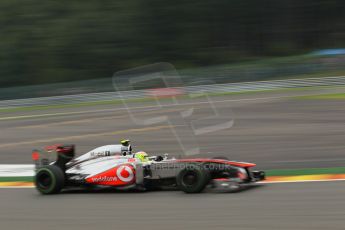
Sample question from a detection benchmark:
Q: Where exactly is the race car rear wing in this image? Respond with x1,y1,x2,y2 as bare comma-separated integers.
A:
32,144,75,171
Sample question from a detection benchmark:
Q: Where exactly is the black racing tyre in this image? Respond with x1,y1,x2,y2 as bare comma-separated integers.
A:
35,165,65,194
177,164,210,193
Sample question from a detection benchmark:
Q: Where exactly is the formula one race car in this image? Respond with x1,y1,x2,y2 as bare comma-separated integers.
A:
32,143,265,194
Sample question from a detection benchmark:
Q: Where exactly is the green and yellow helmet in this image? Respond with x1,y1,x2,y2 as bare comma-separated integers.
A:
135,151,149,162
120,139,130,146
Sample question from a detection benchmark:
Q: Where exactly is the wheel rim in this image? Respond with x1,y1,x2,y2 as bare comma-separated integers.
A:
182,171,198,186
37,171,53,190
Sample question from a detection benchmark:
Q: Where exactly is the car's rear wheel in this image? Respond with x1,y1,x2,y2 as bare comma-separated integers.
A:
35,165,65,194
177,164,210,193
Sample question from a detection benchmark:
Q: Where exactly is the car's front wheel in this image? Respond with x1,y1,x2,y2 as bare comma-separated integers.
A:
177,164,210,193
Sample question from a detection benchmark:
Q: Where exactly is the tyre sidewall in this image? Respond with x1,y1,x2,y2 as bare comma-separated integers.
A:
177,164,210,193
35,166,64,194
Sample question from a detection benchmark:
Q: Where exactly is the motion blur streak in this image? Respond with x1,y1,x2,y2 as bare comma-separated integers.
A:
1,1,345,229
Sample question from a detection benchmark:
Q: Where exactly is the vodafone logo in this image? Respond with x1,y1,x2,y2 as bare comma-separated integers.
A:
116,165,134,182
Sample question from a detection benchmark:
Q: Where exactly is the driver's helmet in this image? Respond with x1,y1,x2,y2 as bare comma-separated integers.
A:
120,139,132,154
135,151,149,162
120,139,130,146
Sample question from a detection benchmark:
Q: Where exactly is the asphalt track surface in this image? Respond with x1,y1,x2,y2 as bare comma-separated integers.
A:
0,182,345,230
1,87,345,230
1,87,345,169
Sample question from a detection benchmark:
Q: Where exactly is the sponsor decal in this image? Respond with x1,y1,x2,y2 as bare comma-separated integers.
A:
91,176,118,182
86,164,135,186
90,151,111,157
116,165,134,182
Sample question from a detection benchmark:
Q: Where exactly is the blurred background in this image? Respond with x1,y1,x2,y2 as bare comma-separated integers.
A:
0,0,345,99
1,2,345,230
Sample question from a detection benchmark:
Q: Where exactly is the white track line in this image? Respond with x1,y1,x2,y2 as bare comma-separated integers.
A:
0,164,34,177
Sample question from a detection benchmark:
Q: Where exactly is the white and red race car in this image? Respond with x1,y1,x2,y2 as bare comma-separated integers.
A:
32,144,265,194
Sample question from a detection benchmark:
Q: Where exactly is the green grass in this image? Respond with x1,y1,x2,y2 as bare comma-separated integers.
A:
0,97,154,113
2,91,260,113
1,90,267,113
0,176,33,182
1,85,345,114
296,93,345,100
